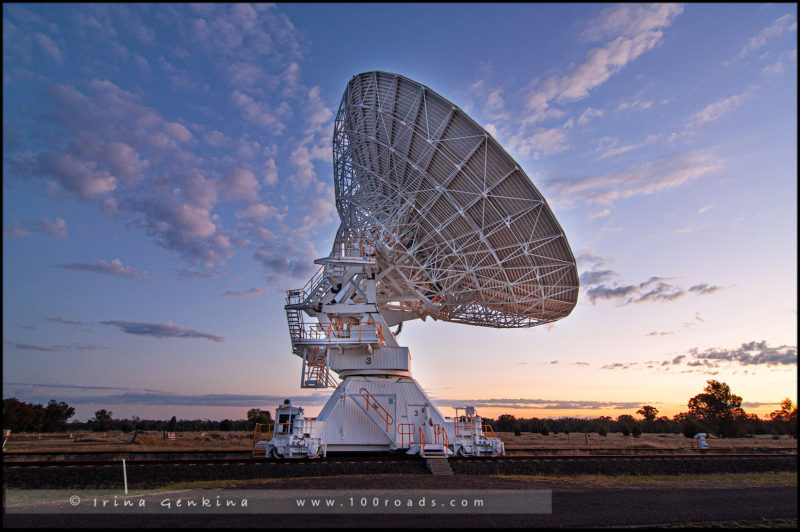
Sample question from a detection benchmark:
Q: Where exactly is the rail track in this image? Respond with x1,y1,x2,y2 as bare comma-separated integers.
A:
3,447,796,467
3,449,796,489
4,446,795,464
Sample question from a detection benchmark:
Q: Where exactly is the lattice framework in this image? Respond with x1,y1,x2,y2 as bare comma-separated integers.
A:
332,71,579,328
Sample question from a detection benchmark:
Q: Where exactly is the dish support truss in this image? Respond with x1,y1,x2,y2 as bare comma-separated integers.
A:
257,238,504,459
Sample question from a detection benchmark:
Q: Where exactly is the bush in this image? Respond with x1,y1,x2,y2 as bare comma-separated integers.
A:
622,426,630,436
598,427,607,437
514,427,521,436
682,419,708,438
632,425,642,438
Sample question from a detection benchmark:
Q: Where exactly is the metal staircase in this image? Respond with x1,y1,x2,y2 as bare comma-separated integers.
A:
286,308,302,349
303,346,335,388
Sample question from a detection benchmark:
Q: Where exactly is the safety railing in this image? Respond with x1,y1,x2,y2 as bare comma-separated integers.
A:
298,320,384,345
482,425,497,439
333,237,377,263
286,265,326,306
303,346,336,388
384,230,402,250
254,422,294,441
433,424,449,447
398,423,415,448
253,423,271,453
364,225,403,251
359,388,394,432
418,427,426,456
454,416,477,437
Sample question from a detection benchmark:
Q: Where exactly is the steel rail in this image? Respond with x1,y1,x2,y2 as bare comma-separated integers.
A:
3,451,795,468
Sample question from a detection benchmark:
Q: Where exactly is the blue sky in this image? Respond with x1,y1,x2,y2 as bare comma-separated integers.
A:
3,3,796,423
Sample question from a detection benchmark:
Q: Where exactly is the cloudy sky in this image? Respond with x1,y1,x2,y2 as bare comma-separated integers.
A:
3,3,796,423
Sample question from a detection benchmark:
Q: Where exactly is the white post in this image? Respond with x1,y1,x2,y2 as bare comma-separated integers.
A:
122,458,128,494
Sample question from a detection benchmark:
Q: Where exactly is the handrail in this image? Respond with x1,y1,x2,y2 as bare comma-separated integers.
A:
385,230,402,250
364,225,402,251
286,265,326,306
257,422,294,439
454,414,477,437
419,427,426,455
253,423,268,449
433,424,449,446
334,237,377,263
304,346,335,387
299,321,384,345
482,424,496,439
359,388,394,432
398,423,415,448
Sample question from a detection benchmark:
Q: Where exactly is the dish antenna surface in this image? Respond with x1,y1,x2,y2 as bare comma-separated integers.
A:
256,71,578,460
333,71,578,328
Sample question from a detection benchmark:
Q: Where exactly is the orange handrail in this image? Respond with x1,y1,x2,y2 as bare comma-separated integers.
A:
454,414,477,437
299,321,384,344
253,423,269,448
419,425,449,453
482,425,496,439
253,421,294,446
398,423,415,448
432,423,449,446
334,237,377,263
359,388,394,432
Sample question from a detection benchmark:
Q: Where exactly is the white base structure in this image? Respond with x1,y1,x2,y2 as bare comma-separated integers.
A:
260,377,504,459
256,238,504,459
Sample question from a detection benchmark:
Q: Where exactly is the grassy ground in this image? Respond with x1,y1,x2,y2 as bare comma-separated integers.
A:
4,430,796,453
4,430,255,452
496,431,797,451
157,471,798,492
493,471,798,490
5,471,793,502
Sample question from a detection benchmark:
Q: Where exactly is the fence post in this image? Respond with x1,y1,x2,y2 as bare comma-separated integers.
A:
122,458,128,494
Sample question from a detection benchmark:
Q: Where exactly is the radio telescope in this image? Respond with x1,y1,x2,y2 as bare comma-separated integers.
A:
256,71,578,459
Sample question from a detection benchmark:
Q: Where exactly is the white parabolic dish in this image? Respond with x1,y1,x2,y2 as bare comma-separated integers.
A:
332,71,579,328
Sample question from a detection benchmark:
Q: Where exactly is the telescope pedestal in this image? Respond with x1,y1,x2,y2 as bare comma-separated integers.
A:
263,239,503,459
263,373,504,458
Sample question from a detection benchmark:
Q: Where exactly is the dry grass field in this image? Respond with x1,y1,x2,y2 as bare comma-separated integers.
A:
3,431,255,453
3,430,796,454
496,431,797,451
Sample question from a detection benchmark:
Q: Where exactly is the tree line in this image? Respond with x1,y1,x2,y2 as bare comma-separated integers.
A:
3,381,797,438
2,400,272,434
483,381,798,439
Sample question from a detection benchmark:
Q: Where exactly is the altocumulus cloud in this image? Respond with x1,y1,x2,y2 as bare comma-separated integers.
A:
101,320,224,342
545,150,723,211
578,253,725,306
3,4,335,282
219,287,269,300
4,217,68,239
6,390,330,408
440,397,642,411
3,339,108,352
56,258,147,280
687,341,797,367
652,341,796,372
